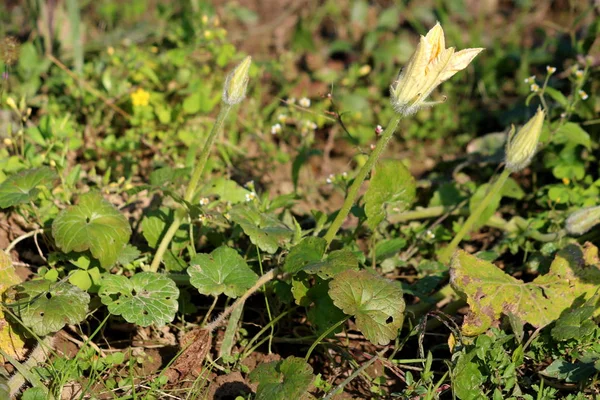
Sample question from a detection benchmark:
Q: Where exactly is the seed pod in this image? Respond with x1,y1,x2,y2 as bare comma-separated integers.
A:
565,205,600,236
222,56,251,105
505,107,545,172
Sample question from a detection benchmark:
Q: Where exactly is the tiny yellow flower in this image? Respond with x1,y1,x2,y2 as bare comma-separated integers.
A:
390,22,484,115
530,83,540,92
151,46,158,53
201,15,208,24
505,107,545,172
131,88,150,107
107,46,115,56
3,137,13,146
204,30,213,39
358,64,371,76
546,66,556,74
562,177,570,185
574,69,584,79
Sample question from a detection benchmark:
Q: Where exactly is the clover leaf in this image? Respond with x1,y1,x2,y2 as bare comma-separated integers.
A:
329,269,405,345
249,356,314,400
98,272,179,326
52,192,132,268
188,246,258,298
364,160,416,229
10,280,90,336
0,167,57,208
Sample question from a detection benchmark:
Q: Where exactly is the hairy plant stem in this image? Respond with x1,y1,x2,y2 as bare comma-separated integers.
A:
439,168,511,264
149,104,232,272
323,116,403,247
205,268,277,332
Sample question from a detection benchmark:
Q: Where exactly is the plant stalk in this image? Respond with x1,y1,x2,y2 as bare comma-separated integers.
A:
149,104,232,272
439,168,511,263
323,116,402,247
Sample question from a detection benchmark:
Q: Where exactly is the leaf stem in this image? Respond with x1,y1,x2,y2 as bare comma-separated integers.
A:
149,104,232,272
304,316,349,362
439,168,511,263
323,116,402,247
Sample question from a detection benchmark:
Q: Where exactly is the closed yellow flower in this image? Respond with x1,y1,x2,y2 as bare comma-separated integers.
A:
391,22,484,116
505,107,545,172
131,88,150,107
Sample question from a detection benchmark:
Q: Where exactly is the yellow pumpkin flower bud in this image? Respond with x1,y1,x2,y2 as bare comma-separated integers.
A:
566,205,600,236
222,56,252,105
391,22,484,116
505,107,545,172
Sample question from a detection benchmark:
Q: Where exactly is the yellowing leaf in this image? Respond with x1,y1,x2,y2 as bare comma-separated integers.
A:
0,251,26,362
450,243,600,336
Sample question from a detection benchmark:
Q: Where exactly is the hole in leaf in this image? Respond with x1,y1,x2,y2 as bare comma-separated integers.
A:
165,297,171,301
132,289,137,296
39,312,44,317
85,217,91,223
142,310,149,315
386,316,393,324
45,292,52,299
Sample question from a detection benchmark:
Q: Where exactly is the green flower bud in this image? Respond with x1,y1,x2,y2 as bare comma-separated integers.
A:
565,205,600,236
505,107,545,172
222,56,251,105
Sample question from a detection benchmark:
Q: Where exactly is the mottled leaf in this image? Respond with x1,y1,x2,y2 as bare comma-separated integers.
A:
229,204,294,254
450,243,600,336
99,272,179,326
249,356,314,400
0,167,57,208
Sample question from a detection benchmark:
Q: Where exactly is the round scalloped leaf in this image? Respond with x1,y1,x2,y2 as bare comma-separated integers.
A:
98,272,179,327
249,356,314,400
364,159,416,229
0,167,57,209
188,246,258,298
329,269,405,345
52,192,132,268
10,280,90,336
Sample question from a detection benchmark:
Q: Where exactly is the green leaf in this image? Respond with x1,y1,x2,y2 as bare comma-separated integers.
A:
201,177,251,204
188,246,258,298
229,204,294,254
303,249,359,279
98,272,179,326
551,295,599,341
283,237,327,274
21,387,48,400
329,269,405,345
453,351,486,400
141,208,188,250
11,280,90,336
364,159,416,229
450,243,600,336
0,167,57,208
52,192,131,268
116,245,141,266
0,251,26,359
249,356,314,400
544,87,568,107
553,123,591,150
307,280,345,336
540,359,596,383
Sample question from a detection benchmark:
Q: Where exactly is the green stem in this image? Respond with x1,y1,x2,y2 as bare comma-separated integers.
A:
305,316,349,362
149,104,232,272
439,168,511,263
323,116,402,247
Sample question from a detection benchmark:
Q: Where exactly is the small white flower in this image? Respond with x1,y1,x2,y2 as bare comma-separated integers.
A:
287,97,296,104
224,213,231,220
245,192,257,202
199,215,207,223
530,83,540,92
375,125,383,135
370,143,376,150
277,114,288,123
271,123,282,135
199,197,209,206
299,97,311,108
326,174,334,184
524,76,535,84
579,90,589,100
575,69,584,79
341,172,347,178
245,180,254,188
546,66,556,74
560,112,567,119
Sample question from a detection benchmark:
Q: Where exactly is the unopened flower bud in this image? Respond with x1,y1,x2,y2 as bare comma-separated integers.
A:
505,107,545,172
565,206,600,236
222,56,252,105
6,97,17,111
